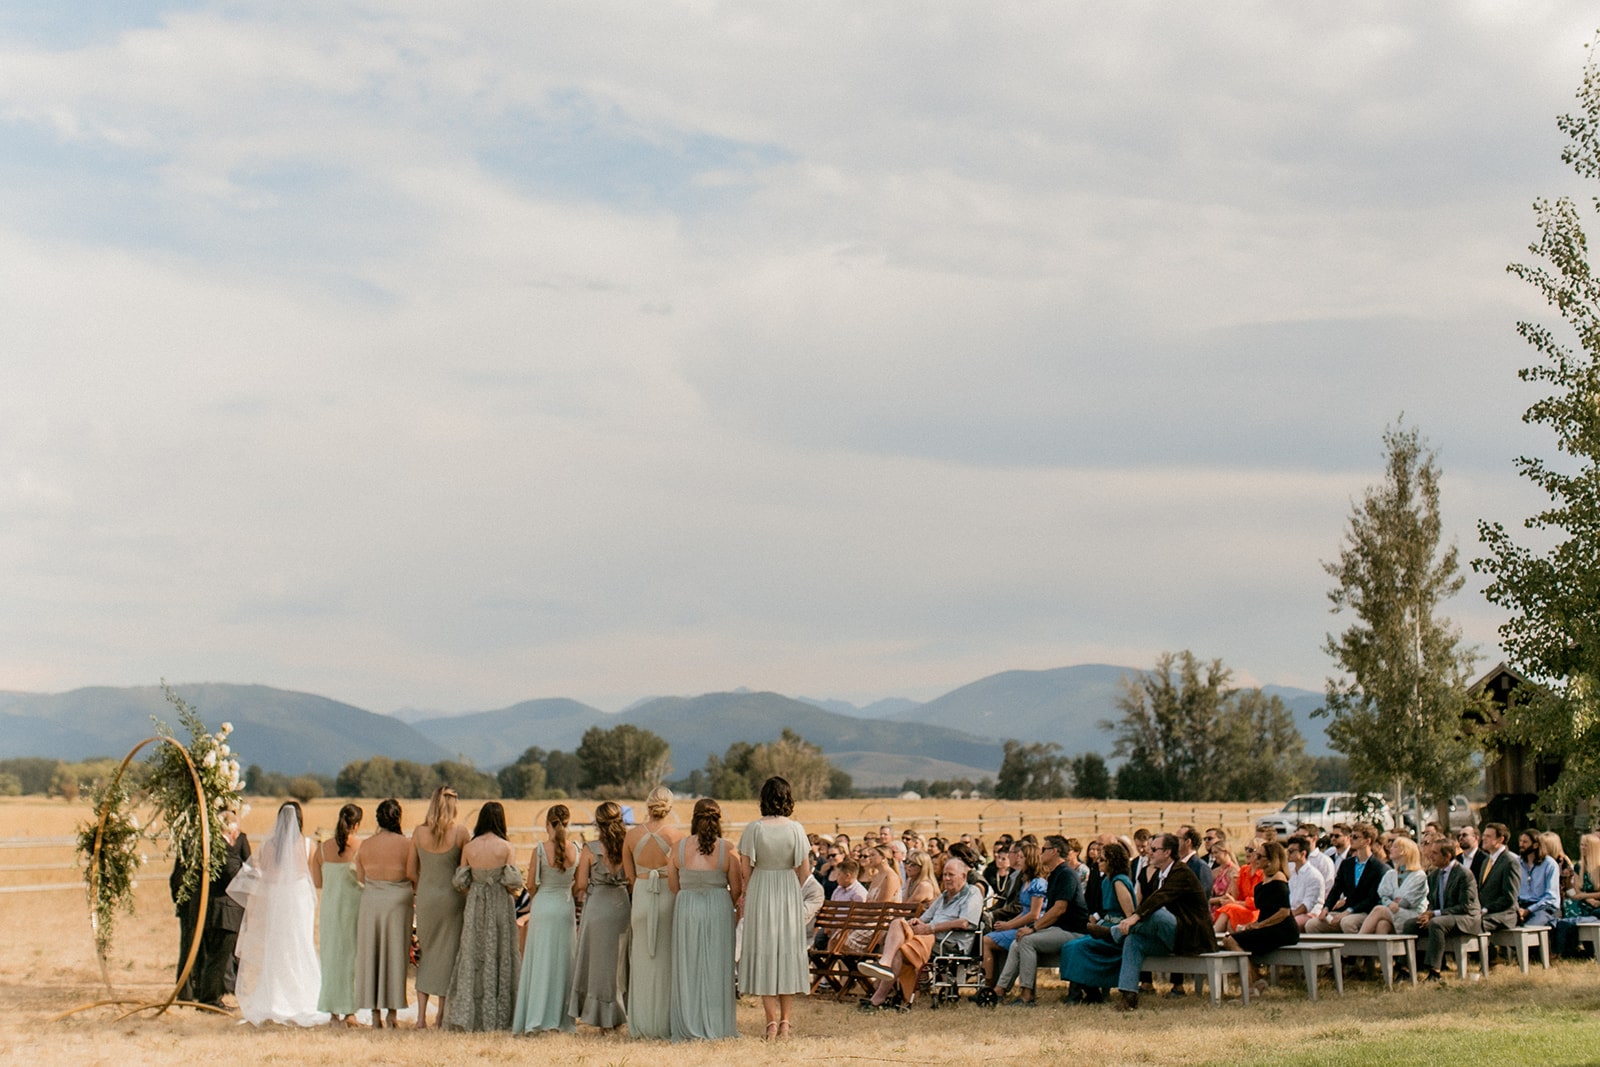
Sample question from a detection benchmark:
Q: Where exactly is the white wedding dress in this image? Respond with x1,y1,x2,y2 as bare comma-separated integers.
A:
227,804,330,1026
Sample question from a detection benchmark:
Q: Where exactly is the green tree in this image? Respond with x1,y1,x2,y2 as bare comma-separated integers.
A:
432,759,500,799
287,776,323,804
746,729,833,801
1324,422,1481,823
0,758,61,794
1070,752,1111,800
1475,41,1600,811
826,766,855,799
1106,652,1310,802
1215,689,1311,802
995,740,1070,800
576,724,671,796
1105,652,1231,802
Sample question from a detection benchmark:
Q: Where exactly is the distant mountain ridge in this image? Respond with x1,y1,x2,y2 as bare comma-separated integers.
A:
0,665,1333,783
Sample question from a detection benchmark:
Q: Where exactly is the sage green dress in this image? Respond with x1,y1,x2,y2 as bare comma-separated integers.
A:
670,838,736,1041
414,844,465,997
316,860,360,1016
567,842,631,1028
627,830,675,1039
737,817,808,996
511,842,577,1033
447,863,524,1031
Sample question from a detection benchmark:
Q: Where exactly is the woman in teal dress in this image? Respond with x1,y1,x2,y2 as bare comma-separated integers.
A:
669,798,742,1041
1059,841,1137,1003
448,801,524,1031
512,804,579,1033
568,801,632,1029
738,776,808,1040
310,804,363,1026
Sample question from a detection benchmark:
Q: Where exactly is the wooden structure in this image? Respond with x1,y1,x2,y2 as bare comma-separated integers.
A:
1468,663,1564,830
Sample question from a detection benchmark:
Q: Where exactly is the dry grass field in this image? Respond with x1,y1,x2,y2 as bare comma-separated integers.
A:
3,796,1599,1067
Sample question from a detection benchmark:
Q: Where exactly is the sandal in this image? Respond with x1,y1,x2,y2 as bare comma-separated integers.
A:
778,1020,792,1038
764,1021,779,1041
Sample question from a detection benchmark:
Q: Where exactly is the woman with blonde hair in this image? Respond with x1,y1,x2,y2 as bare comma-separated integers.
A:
624,786,685,1039
668,798,742,1040
1359,835,1426,935
568,801,632,1029
511,804,578,1033
1554,832,1600,957
902,849,938,907
413,785,470,1029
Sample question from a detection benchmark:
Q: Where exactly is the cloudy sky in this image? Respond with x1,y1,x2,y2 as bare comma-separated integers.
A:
2,3,1595,715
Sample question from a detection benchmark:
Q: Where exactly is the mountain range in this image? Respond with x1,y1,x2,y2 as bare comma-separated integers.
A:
0,665,1332,789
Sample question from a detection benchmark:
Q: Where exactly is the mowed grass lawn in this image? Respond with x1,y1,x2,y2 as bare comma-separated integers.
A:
3,797,1597,1066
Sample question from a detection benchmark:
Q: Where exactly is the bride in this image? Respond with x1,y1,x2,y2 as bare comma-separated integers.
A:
227,801,330,1026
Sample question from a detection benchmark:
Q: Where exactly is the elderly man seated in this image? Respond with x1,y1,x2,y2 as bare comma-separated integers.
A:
858,858,983,1010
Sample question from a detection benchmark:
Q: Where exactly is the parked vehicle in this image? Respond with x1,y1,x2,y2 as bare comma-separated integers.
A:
1256,792,1396,836
1400,794,1476,833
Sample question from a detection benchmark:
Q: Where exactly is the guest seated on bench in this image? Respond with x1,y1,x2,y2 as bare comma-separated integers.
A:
1113,832,1213,1012
1306,823,1388,934
976,842,1043,999
859,859,983,1011
1517,828,1561,929
1478,823,1522,935
1360,836,1426,935
1221,840,1298,996
1419,836,1481,982
1554,832,1600,957
1285,836,1327,932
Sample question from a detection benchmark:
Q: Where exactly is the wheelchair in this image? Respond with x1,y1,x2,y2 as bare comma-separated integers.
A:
926,925,987,1009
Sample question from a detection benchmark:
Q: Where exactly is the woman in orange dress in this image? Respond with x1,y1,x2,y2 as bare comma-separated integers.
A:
1213,842,1262,932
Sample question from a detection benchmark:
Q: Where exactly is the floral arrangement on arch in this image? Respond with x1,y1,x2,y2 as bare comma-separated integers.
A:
76,683,246,956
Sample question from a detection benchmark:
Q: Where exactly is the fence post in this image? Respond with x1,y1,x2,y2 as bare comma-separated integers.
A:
978,815,984,835
1094,811,1100,835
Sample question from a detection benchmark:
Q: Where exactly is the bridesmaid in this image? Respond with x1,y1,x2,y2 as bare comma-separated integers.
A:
623,786,684,1039
354,798,417,1029
737,776,809,1040
446,801,524,1031
668,798,741,1041
568,801,631,1029
412,785,470,1029
511,804,579,1033
310,803,364,1027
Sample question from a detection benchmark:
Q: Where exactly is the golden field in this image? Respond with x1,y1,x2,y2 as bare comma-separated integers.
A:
3,795,1599,1067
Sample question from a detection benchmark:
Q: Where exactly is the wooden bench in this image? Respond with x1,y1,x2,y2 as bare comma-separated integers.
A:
1577,923,1600,964
1300,932,1417,990
1490,925,1551,973
1261,942,1343,1001
809,900,920,997
1442,930,1490,980
1140,951,1252,1006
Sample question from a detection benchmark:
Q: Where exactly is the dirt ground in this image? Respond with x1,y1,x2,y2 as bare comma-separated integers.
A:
4,796,1598,1067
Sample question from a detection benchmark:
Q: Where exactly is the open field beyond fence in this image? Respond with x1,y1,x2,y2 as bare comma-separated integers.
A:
3,797,1598,1067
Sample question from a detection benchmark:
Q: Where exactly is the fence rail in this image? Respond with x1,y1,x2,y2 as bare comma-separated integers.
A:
0,836,82,894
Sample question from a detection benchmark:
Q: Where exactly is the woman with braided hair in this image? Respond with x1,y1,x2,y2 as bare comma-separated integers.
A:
568,801,632,1029
624,786,685,1039
668,798,742,1040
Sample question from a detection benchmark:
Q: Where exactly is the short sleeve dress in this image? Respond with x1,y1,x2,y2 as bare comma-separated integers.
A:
737,817,808,996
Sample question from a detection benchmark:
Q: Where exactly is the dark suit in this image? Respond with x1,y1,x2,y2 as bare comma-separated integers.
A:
1118,860,1213,992
1478,848,1522,932
1309,853,1389,932
170,855,205,1002
1461,847,1487,883
1423,862,1482,971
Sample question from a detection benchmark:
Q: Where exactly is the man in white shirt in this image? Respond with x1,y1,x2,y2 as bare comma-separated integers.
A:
1285,836,1328,931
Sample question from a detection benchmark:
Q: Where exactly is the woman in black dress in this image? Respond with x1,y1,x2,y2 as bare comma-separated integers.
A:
1222,840,1297,996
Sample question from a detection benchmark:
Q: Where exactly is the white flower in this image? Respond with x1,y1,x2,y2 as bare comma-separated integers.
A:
214,797,225,809
203,751,216,768
220,722,232,735
130,879,138,889
218,744,230,758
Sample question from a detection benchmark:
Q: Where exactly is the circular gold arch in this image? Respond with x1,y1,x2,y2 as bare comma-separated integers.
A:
54,735,230,1021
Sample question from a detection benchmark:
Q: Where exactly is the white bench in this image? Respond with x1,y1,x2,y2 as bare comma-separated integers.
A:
1489,925,1551,972
1261,942,1343,1001
1299,932,1417,990
1141,950,1253,1006
1577,923,1600,964
1443,930,1491,979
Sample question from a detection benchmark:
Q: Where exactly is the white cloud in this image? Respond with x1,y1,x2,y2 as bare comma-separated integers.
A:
0,3,1591,712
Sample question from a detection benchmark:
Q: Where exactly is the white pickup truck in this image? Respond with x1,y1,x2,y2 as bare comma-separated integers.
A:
1255,792,1397,836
